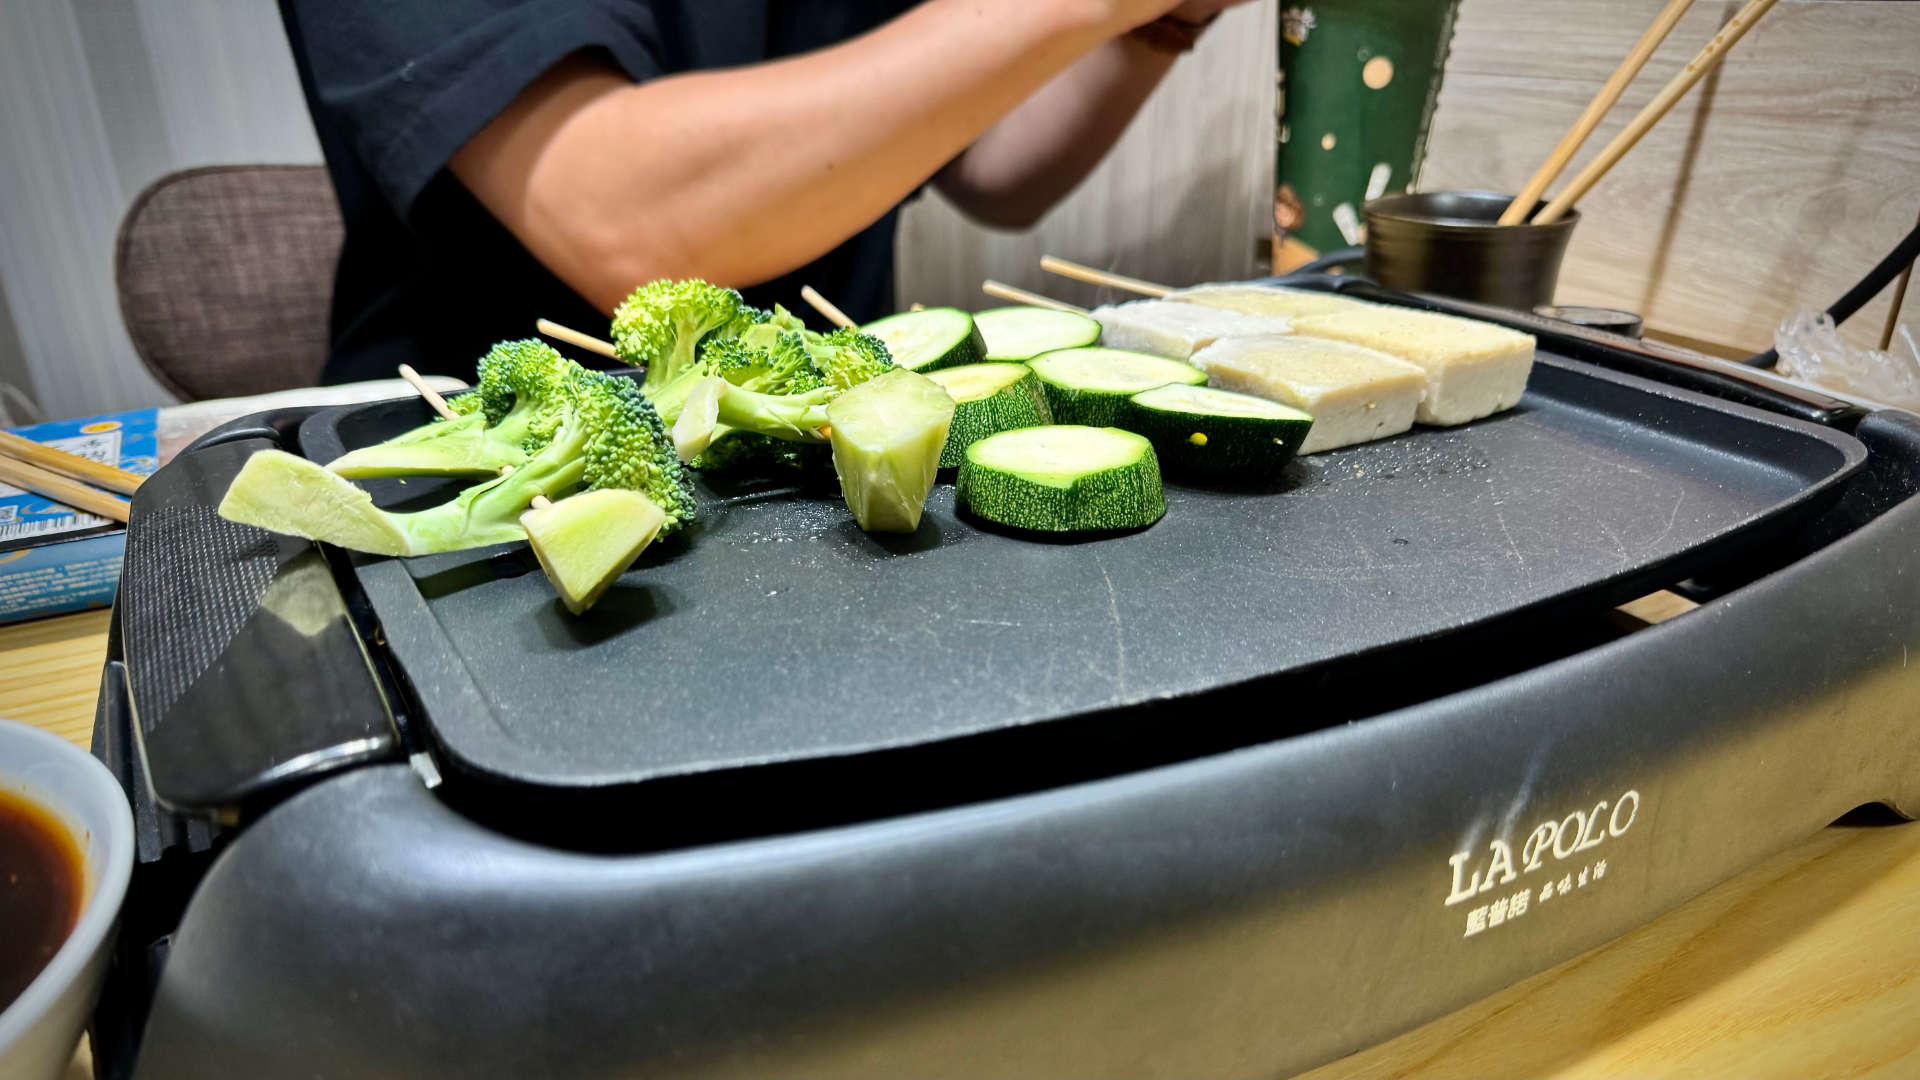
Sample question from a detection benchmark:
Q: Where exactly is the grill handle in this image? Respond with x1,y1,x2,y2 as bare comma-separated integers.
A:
119,431,400,823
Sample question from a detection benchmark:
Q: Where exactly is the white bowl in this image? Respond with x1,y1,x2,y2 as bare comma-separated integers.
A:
0,719,134,1080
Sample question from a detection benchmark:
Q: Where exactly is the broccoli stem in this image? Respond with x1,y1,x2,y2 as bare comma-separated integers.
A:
326,412,528,478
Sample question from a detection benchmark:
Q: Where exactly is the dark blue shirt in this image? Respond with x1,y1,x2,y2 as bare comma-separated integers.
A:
278,1,918,383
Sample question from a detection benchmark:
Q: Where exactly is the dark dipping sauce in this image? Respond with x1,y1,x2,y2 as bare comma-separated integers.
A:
0,788,82,1013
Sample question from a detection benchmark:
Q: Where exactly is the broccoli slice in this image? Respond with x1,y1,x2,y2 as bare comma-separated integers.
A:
826,369,955,533
611,279,754,394
222,370,696,556
521,489,667,614
327,340,581,478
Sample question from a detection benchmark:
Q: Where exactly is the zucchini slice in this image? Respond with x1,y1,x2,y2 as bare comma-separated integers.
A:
1026,347,1206,427
974,306,1102,362
826,368,956,533
861,307,987,372
957,425,1165,533
1117,384,1314,478
924,362,1053,468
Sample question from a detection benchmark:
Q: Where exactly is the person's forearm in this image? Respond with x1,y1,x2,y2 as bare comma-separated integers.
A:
933,32,1177,229
452,0,1157,313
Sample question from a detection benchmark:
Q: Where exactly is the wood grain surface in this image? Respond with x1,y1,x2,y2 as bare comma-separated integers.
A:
4,604,1919,1078
0,608,109,749
1423,0,1919,354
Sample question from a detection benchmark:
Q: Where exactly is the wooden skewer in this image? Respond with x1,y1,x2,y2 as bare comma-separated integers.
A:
1499,0,1696,225
1038,255,1171,298
0,429,144,496
397,363,458,421
535,318,620,359
799,285,855,329
399,378,555,513
0,454,130,523
495,464,551,512
1532,0,1778,226
982,279,1087,314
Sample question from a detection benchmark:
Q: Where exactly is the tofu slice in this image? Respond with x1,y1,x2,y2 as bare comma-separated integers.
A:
1289,306,1535,425
1192,335,1427,454
1090,300,1290,361
1172,283,1363,319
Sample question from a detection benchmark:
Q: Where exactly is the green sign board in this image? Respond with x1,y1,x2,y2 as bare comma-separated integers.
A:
1276,1,1460,255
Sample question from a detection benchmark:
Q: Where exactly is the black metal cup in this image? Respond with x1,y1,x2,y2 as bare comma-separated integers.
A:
1362,191,1579,311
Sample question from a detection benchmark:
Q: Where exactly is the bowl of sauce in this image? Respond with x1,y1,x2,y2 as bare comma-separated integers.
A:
0,719,133,1080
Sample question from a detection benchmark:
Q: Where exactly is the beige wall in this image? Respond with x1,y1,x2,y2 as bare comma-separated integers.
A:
0,0,322,418
1423,0,1918,354
897,2,1278,313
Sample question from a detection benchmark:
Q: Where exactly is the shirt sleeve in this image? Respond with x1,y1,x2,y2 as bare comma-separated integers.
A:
282,0,666,220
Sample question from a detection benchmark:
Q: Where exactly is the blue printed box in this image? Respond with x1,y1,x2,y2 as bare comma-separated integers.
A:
0,408,159,624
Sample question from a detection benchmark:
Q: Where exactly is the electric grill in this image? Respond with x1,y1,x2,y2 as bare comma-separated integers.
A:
89,282,1920,1079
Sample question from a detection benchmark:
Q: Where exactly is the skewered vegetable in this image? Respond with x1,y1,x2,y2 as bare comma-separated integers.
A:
957,425,1165,533
521,489,668,614
221,365,695,555
826,369,956,533
924,362,1052,468
1115,384,1312,478
973,306,1101,362
326,340,577,478
861,308,987,372
1027,347,1206,427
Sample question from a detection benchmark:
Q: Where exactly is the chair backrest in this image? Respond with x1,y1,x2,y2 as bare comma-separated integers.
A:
115,165,342,401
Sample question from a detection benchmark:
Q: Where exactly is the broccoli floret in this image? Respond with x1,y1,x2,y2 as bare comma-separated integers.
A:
648,335,836,455
734,304,808,352
222,370,696,556
610,279,754,394
805,328,894,391
693,431,833,475
614,285,892,472
327,340,580,478
466,338,581,451
707,334,827,397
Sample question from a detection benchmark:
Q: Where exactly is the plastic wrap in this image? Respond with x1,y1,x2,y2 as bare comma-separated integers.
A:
1774,307,1920,411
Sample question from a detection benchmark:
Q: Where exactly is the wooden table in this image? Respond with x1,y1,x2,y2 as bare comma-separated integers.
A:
7,607,1920,1078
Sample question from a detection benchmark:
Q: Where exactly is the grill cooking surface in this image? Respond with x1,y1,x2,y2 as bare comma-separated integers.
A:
307,354,1864,791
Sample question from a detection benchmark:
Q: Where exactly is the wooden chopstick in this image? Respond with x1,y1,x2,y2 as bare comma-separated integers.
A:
0,429,144,496
535,318,620,360
1532,0,1778,226
982,280,1088,314
1039,256,1171,298
1499,0,1696,226
0,453,131,524
799,285,855,328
